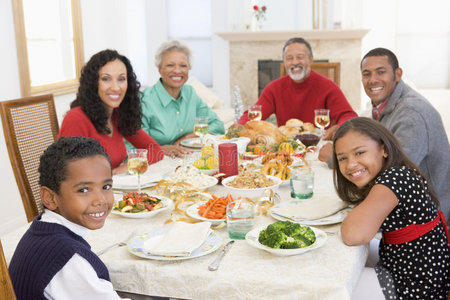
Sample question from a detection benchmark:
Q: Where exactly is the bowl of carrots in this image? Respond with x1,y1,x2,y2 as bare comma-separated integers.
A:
186,194,235,225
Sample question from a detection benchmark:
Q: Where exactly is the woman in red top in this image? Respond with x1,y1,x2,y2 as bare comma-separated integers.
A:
59,49,163,174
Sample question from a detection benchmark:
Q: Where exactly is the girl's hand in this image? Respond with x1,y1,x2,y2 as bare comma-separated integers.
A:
162,145,193,158
113,164,128,175
340,184,398,246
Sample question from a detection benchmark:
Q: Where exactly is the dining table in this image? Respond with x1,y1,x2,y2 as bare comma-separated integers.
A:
2,151,368,300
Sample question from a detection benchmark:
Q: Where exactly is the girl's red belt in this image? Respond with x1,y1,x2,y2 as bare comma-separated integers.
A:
383,210,450,248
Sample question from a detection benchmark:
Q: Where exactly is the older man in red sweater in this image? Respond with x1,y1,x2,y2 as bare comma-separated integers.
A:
238,37,356,140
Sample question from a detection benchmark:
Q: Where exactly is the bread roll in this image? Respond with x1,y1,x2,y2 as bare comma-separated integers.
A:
285,118,303,129
279,125,300,138
301,122,316,133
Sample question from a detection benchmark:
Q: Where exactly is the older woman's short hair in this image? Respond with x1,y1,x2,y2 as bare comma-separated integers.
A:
154,40,193,69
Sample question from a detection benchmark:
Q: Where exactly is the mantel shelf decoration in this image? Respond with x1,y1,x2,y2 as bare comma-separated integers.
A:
252,4,267,31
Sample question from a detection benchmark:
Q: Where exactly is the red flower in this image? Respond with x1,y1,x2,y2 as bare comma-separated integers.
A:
262,6,267,11
253,5,258,10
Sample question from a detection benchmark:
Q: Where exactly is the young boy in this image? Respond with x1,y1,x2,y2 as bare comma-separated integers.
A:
8,136,128,299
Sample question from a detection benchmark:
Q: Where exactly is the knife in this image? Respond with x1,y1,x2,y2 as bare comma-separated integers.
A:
208,240,235,271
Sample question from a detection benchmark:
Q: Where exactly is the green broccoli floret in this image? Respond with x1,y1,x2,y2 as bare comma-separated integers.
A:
280,236,300,249
265,221,289,234
293,226,316,244
259,230,288,249
292,234,312,247
283,222,302,236
259,221,316,249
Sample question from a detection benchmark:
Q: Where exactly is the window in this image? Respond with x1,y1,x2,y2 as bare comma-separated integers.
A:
12,0,84,96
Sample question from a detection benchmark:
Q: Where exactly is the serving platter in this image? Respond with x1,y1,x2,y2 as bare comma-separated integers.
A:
245,226,327,256
127,229,221,260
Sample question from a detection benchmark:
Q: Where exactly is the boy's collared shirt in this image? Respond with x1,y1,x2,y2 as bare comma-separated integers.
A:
41,209,87,238
41,209,128,300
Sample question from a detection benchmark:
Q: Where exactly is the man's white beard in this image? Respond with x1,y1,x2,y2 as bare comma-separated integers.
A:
288,65,306,82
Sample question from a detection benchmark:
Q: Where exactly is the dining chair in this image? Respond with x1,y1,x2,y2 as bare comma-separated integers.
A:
0,240,17,300
0,94,59,222
280,62,341,86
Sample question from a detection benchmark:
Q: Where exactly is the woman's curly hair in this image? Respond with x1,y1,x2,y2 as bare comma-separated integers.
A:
71,49,142,136
39,136,111,194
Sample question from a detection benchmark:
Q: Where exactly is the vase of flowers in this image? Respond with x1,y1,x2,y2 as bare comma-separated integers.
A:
252,5,267,31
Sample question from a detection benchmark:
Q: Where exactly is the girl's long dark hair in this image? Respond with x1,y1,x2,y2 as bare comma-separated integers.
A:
332,117,439,206
71,49,142,136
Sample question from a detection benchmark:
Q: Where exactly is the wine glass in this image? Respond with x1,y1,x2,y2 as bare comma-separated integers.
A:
248,104,262,121
314,109,330,137
126,149,148,194
194,116,209,145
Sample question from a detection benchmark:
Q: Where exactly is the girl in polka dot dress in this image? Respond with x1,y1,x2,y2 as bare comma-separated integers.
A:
332,117,450,299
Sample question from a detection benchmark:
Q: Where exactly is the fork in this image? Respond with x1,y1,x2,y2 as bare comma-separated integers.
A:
96,231,136,256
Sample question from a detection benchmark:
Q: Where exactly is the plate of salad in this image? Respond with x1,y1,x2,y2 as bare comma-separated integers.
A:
112,192,173,219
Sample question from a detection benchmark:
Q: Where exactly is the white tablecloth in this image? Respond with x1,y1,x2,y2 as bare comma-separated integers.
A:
2,156,368,300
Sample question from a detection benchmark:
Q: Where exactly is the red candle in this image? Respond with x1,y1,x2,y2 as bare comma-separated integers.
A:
219,143,238,178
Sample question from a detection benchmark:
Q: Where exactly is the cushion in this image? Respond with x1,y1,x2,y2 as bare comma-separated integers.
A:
187,77,222,109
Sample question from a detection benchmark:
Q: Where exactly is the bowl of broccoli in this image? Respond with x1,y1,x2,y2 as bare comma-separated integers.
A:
245,221,327,256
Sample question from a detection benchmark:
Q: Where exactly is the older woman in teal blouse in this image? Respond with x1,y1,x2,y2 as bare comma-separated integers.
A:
140,40,225,157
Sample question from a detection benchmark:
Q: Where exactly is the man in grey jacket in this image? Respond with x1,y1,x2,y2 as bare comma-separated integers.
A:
361,47,450,221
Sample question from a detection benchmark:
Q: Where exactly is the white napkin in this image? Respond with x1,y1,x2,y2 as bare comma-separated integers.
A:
272,196,347,220
144,221,212,257
113,172,165,188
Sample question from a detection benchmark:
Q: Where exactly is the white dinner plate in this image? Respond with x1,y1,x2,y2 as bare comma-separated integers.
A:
127,229,222,260
270,204,351,226
185,202,226,226
180,138,203,149
245,226,327,256
111,197,173,219
112,173,165,190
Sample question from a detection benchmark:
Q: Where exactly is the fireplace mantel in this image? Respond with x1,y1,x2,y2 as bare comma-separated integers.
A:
216,29,369,111
216,29,369,42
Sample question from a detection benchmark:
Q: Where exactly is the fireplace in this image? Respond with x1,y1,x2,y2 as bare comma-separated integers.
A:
217,29,369,110
257,59,331,96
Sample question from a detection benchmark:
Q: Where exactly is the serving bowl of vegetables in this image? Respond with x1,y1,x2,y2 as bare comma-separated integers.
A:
112,192,173,219
245,221,327,256
222,172,282,200
186,195,235,225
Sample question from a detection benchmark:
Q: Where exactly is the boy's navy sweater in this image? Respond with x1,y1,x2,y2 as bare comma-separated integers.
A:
8,216,110,300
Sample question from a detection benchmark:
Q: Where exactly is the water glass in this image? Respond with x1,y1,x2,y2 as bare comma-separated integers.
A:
226,202,255,239
290,169,314,199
